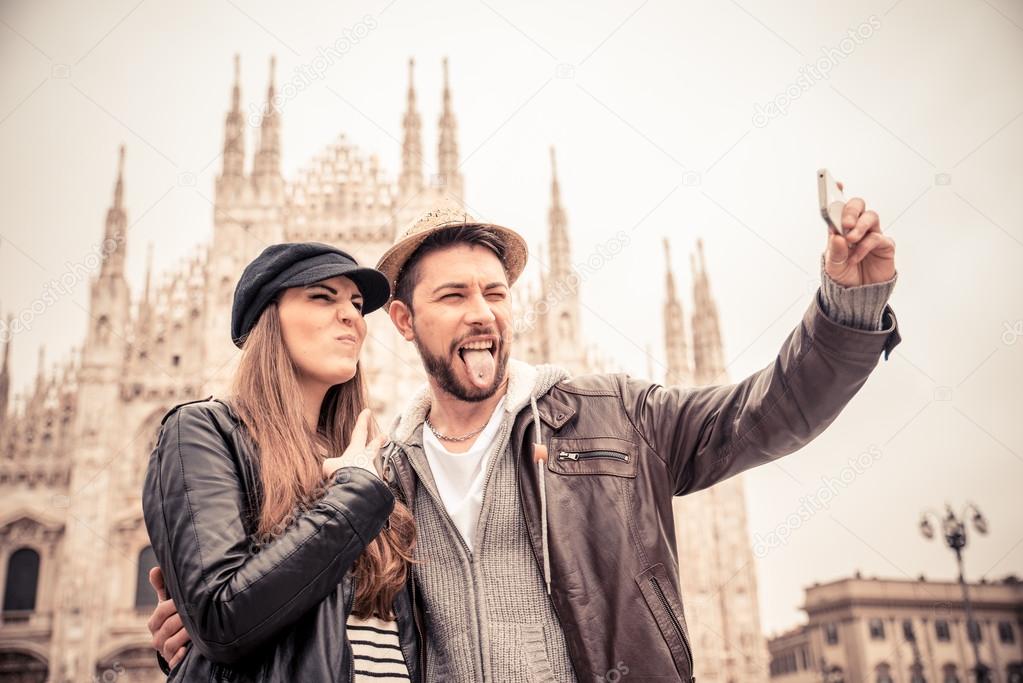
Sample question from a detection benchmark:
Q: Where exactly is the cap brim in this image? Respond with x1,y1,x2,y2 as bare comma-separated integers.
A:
280,263,391,315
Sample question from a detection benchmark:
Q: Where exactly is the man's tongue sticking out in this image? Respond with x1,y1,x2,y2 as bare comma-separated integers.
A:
461,348,496,390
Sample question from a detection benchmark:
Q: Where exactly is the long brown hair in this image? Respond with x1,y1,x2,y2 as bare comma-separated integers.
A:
229,299,415,619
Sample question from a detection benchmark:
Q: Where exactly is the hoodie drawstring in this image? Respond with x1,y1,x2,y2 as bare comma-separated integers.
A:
529,394,551,595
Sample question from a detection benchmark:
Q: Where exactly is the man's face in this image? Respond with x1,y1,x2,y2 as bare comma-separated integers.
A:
394,243,513,402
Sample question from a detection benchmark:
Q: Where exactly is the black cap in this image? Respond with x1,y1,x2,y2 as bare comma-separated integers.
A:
231,242,390,348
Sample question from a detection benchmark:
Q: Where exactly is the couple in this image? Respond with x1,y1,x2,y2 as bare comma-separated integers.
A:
143,199,901,682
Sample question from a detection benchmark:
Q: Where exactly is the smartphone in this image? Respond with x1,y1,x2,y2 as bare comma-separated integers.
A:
817,168,845,236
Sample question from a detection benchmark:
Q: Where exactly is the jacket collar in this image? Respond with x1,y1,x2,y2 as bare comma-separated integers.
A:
535,393,575,430
390,358,571,444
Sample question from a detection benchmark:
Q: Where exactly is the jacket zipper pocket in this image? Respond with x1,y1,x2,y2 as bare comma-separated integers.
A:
558,450,629,462
649,576,694,676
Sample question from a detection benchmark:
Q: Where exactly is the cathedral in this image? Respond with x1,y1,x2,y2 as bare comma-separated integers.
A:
0,56,769,682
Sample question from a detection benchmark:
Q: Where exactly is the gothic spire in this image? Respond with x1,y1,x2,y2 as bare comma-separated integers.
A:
689,238,726,385
547,146,570,280
136,242,155,343
0,313,11,425
665,238,678,302
101,145,128,280
437,57,463,197
143,242,154,304
83,146,132,367
550,145,561,205
662,238,691,387
113,144,125,210
399,57,424,198
221,54,245,181
35,344,45,391
253,55,281,189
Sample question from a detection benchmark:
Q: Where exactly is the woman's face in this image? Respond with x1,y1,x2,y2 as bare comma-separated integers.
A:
277,275,367,388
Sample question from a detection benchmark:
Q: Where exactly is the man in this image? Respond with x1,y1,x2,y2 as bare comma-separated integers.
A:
149,193,900,681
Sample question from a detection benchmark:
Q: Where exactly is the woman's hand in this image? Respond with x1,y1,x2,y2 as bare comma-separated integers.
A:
322,408,387,480
148,566,190,669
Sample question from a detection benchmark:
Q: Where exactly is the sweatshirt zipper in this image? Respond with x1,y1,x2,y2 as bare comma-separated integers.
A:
649,576,694,675
558,449,629,462
400,441,488,681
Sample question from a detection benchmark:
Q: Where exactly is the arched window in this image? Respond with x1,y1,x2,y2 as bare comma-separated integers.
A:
3,548,40,616
824,665,845,683
875,662,894,683
96,315,111,344
0,650,48,682
558,311,573,340
941,663,960,683
134,546,159,609
869,618,887,640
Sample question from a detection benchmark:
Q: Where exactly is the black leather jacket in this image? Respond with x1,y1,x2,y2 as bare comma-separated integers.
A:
142,397,420,682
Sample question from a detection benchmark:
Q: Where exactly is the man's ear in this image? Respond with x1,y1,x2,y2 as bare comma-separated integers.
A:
388,299,415,341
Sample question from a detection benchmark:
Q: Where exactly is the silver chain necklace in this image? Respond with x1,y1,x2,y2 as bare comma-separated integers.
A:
425,415,487,442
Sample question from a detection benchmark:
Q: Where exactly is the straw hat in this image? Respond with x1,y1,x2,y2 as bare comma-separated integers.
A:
376,203,529,297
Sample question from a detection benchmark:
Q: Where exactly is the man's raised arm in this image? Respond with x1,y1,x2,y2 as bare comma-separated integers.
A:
624,189,900,496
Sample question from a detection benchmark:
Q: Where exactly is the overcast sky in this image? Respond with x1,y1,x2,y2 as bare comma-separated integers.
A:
1,0,1021,636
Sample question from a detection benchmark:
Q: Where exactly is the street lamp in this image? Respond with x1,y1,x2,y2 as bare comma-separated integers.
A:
919,502,991,683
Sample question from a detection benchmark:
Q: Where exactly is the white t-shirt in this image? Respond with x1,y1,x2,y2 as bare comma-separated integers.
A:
421,396,506,552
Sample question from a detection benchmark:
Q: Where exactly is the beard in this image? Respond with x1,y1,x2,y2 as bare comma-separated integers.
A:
412,325,510,402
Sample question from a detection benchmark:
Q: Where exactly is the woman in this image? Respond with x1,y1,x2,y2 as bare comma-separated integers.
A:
142,242,418,682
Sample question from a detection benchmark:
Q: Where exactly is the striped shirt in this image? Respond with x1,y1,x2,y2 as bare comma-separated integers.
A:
346,613,410,681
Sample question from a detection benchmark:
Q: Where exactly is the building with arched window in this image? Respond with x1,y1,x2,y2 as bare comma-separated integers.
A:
767,572,1023,683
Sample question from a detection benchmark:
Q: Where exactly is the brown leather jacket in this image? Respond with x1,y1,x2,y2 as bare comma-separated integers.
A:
383,295,901,682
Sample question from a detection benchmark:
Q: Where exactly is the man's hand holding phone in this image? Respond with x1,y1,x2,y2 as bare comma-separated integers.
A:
818,169,897,287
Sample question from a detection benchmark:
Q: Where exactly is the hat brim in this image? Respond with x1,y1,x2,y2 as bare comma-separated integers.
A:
279,263,391,315
376,221,529,300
